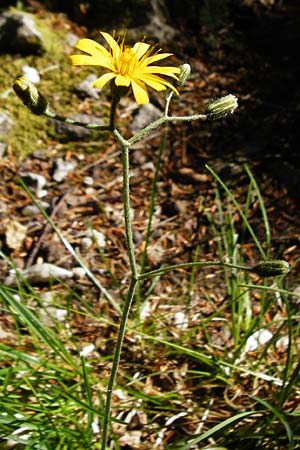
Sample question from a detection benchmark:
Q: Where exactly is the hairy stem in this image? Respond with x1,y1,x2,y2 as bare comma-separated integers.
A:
138,261,252,281
121,144,138,279
101,108,139,448
100,277,138,449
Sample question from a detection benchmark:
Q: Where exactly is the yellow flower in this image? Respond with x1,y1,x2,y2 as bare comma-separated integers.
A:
70,31,180,105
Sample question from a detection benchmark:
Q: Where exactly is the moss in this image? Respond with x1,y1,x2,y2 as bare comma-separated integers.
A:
0,10,110,157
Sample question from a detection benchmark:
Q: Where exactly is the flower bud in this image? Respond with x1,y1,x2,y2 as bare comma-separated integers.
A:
205,94,238,120
251,260,290,278
13,77,48,115
177,63,191,86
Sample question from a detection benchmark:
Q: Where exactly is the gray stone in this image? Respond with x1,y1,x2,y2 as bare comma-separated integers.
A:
66,32,80,47
39,306,67,325
75,74,101,99
0,111,13,138
130,103,161,133
128,0,178,44
72,267,87,279
82,176,94,186
52,158,77,182
80,237,93,251
21,202,50,216
87,229,106,248
0,12,46,55
21,65,40,84
4,263,74,286
53,113,104,140
20,172,47,198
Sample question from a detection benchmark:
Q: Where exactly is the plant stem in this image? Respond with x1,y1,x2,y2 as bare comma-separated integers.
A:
44,109,111,131
138,261,252,281
101,126,139,448
128,113,207,145
109,96,120,129
121,144,138,279
100,277,138,449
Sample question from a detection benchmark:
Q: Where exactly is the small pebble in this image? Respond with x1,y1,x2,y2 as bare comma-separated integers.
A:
21,65,40,84
84,187,95,195
4,263,73,286
72,267,87,279
20,172,47,198
83,176,94,186
52,158,77,183
87,229,106,248
21,202,49,216
80,237,93,251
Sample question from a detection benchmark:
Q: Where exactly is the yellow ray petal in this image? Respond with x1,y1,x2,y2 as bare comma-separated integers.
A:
140,52,175,66
131,79,149,104
115,74,131,86
139,74,179,94
140,66,180,78
134,74,167,91
70,54,101,66
93,72,116,88
71,38,114,69
75,38,107,55
100,31,121,57
71,30,179,105
132,42,151,60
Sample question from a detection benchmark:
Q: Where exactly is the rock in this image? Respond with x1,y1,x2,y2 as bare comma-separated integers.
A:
66,32,80,47
75,74,101,99
20,172,47,198
21,202,50,216
39,306,68,326
79,344,95,357
275,336,289,353
87,229,106,248
130,103,161,133
82,176,94,186
0,111,13,138
139,299,151,321
244,329,273,353
72,267,87,279
0,12,46,55
173,311,188,330
292,285,300,305
52,157,77,182
80,237,93,251
128,0,178,44
4,263,74,286
53,113,104,140
21,65,40,84
4,219,27,251
40,291,57,304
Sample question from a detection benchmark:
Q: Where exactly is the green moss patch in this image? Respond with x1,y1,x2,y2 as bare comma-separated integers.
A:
0,10,109,157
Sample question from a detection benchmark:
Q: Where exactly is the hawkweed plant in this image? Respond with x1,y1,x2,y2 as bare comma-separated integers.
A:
12,30,289,449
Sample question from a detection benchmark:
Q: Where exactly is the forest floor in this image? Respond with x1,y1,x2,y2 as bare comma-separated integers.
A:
0,3,300,449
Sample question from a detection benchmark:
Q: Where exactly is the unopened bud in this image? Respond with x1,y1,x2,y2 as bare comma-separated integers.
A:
251,260,290,278
177,63,191,86
13,77,48,115
205,94,238,120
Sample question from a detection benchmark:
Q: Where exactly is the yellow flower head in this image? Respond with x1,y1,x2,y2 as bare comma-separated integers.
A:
70,31,180,105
